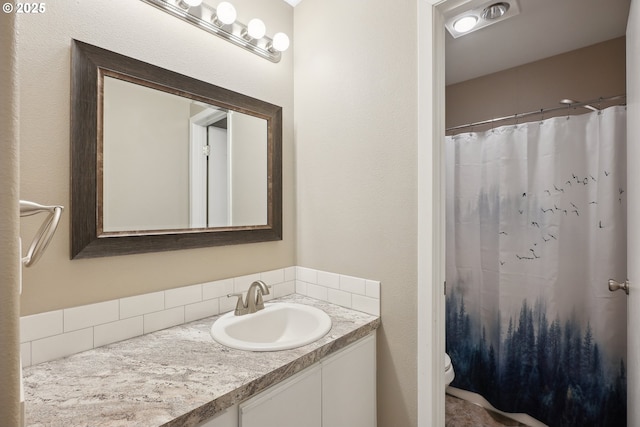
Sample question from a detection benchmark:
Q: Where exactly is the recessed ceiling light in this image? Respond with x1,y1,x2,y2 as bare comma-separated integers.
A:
444,0,520,38
482,2,510,21
453,15,478,33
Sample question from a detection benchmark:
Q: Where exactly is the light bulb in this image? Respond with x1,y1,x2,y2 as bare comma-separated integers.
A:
177,0,202,9
247,18,266,39
482,2,509,20
271,32,290,52
215,2,236,25
453,15,478,33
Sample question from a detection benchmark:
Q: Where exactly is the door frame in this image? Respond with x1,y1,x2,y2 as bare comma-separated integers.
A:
416,0,450,425
419,1,637,426
189,108,227,227
417,1,503,425
626,0,638,424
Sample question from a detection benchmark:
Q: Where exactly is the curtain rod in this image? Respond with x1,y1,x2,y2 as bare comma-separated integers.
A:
446,95,626,133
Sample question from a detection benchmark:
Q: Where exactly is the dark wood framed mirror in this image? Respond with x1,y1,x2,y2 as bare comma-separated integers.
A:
71,40,282,259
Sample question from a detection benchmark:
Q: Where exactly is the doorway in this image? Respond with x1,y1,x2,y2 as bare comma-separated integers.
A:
417,0,635,426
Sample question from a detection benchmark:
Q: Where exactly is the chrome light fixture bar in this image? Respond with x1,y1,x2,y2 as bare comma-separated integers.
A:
140,0,289,63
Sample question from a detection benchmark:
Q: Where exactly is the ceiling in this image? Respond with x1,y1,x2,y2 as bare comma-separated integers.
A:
444,0,631,84
282,0,630,85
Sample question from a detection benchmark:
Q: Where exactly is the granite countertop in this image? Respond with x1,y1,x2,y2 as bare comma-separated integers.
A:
23,294,380,427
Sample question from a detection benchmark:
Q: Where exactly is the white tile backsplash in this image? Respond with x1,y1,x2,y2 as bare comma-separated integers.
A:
295,280,308,295
328,288,352,307
20,310,63,342
202,279,233,300
307,283,329,301
219,293,240,313
317,271,340,289
185,299,219,323
284,266,296,282
273,280,296,298
296,266,317,283
339,275,367,295
260,268,285,285
165,284,202,309
352,294,380,316
233,273,261,293
64,300,119,332
366,280,381,299
31,328,94,366
295,269,380,316
20,266,379,367
144,307,185,334
120,291,164,319
94,317,144,348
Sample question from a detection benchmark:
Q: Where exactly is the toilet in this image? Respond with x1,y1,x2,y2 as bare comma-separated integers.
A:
445,353,455,387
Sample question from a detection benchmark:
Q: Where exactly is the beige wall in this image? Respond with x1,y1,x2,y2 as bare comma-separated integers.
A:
18,0,294,316
293,0,419,425
1,10,22,426
446,37,626,132
103,77,191,231
230,112,268,225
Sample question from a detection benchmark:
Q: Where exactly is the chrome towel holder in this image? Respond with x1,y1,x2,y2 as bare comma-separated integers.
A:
19,200,63,267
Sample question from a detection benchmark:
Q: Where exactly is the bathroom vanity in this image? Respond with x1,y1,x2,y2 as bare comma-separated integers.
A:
201,333,376,427
22,295,379,427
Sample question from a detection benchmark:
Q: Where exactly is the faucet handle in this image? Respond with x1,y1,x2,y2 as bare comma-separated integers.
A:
227,293,246,315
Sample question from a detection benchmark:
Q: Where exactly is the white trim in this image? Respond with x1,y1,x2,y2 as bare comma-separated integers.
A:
189,122,208,228
227,111,235,223
417,1,447,425
189,108,229,227
207,125,230,227
626,0,639,424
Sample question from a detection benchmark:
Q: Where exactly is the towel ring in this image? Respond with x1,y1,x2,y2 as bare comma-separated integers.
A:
20,200,64,267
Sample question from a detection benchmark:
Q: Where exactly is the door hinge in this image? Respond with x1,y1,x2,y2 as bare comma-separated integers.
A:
202,145,211,156
444,281,447,295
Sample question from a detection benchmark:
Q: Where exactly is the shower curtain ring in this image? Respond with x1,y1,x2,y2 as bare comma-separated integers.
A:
598,97,603,115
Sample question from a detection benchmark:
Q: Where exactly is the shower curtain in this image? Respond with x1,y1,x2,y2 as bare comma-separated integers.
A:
445,106,627,426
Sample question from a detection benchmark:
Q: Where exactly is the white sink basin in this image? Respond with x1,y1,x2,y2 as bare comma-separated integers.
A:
210,303,332,351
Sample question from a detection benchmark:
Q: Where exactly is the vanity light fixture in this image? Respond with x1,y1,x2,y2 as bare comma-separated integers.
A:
445,0,520,38
245,18,267,39
269,32,290,53
140,0,290,62
212,1,236,26
176,0,202,9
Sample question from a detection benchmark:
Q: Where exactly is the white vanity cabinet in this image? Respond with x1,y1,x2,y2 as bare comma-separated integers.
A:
197,405,238,427
321,333,377,427
240,365,322,427
199,333,377,427
237,333,376,427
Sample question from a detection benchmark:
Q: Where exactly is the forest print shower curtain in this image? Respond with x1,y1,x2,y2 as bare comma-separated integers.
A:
445,106,627,426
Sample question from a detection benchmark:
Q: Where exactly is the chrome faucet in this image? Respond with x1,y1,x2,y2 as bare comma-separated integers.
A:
228,280,271,316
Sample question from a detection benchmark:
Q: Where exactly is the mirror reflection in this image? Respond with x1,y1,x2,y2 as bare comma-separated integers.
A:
102,76,268,233
71,40,282,259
